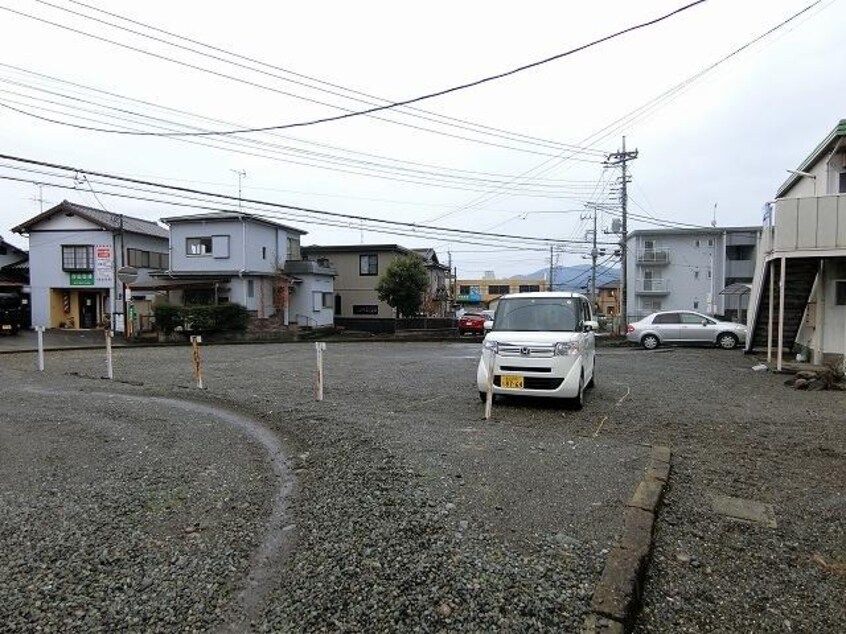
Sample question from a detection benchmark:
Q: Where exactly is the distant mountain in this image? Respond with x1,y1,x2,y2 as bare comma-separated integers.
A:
514,265,620,292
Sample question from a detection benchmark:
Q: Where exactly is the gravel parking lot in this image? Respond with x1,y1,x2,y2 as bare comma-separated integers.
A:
1,341,844,632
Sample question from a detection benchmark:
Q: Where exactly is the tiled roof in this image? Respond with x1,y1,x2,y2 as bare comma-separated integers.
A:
12,200,168,239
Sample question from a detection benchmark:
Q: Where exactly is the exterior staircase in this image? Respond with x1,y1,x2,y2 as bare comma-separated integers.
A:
748,257,818,352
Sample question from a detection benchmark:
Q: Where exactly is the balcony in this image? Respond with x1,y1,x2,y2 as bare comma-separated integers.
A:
636,248,670,265
725,259,755,279
635,278,670,295
763,193,846,256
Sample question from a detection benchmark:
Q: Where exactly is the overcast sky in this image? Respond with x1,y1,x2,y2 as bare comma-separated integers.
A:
0,0,843,278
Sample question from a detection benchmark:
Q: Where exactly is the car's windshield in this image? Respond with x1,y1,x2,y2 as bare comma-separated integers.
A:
493,297,579,332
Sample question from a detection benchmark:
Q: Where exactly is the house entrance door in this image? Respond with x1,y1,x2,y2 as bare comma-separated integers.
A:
78,292,99,329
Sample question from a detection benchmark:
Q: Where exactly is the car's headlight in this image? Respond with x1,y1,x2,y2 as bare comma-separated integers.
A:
554,341,580,356
483,339,499,352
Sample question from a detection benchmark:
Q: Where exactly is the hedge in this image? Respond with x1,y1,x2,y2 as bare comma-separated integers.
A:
152,303,250,334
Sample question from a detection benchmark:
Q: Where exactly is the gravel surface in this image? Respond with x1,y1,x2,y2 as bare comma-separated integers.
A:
4,341,840,632
0,341,647,632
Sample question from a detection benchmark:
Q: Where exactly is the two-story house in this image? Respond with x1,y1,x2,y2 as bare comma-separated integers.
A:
746,119,846,368
301,244,447,330
12,201,169,331
624,226,761,323
412,248,450,317
0,236,30,327
455,277,549,312
154,212,335,328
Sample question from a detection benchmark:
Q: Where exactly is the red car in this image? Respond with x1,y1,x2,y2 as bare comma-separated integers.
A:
458,312,486,336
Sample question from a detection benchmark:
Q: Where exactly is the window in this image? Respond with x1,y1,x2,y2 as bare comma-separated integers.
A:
518,285,540,293
707,239,714,247
127,249,169,270
693,301,699,310
313,292,334,311
695,239,700,248
359,254,378,276
694,270,700,280
652,312,680,324
262,246,267,260
187,237,212,256
184,289,214,305
641,299,662,311
488,285,510,295
459,285,471,294
353,304,379,315
62,245,94,271
836,280,846,306
707,269,712,279
680,312,713,325
247,279,255,298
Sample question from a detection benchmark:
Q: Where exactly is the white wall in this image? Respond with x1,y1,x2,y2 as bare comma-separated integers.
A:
289,274,334,327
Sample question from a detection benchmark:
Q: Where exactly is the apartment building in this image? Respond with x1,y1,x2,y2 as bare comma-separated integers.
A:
455,277,549,312
625,226,761,322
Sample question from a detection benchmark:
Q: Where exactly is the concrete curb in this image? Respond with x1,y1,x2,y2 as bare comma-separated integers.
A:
583,445,671,633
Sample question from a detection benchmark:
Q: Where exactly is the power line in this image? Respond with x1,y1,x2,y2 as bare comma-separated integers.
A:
422,0,828,220
4,0,710,137
0,153,618,248
0,95,603,198
58,0,610,156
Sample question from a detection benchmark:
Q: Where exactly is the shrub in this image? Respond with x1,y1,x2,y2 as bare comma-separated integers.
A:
153,302,250,334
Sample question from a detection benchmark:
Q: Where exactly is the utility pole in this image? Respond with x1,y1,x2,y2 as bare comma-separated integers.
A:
548,245,554,291
605,136,638,325
581,205,599,307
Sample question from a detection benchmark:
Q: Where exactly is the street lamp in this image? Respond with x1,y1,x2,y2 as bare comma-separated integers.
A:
786,169,817,195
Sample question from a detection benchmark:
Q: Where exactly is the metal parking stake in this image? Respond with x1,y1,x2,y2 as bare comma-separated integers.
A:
315,341,327,401
105,329,114,380
35,326,44,372
484,351,494,420
190,335,204,389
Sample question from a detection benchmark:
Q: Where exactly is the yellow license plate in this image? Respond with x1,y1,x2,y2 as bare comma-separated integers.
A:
501,375,524,389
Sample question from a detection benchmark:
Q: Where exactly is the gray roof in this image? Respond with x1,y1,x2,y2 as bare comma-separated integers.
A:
627,226,762,239
160,211,307,235
303,243,413,255
12,200,168,239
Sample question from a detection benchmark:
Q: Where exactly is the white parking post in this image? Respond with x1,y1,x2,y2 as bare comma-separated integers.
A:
484,350,494,420
105,329,114,380
190,335,204,389
315,341,326,401
35,326,44,372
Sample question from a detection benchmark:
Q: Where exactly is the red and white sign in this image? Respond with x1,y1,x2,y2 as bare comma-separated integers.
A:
95,244,113,284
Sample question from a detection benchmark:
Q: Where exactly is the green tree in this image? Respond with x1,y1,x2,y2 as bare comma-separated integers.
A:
376,255,430,318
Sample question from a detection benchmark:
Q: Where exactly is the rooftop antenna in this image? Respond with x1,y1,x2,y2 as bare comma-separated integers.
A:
230,169,247,211
30,184,47,212
711,202,717,228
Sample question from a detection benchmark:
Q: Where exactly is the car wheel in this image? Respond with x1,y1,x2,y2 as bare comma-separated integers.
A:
570,373,585,410
641,334,659,350
717,332,738,350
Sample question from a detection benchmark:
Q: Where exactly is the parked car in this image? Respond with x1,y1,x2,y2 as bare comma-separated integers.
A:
458,312,486,336
626,310,747,350
0,292,23,335
476,292,597,409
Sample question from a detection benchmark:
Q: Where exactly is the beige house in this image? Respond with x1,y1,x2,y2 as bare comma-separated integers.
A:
746,119,846,368
301,244,449,321
455,277,548,310
596,279,621,316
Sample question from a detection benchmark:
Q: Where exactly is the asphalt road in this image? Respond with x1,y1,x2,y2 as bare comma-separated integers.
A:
1,341,843,632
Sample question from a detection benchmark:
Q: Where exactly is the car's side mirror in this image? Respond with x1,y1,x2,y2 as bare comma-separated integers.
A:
484,320,494,331
701,320,708,326
585,320,599,331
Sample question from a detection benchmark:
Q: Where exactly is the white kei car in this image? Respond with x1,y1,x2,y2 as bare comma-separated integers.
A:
476,292,598,409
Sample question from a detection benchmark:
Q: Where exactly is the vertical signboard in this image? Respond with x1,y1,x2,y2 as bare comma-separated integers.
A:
95,244,113,284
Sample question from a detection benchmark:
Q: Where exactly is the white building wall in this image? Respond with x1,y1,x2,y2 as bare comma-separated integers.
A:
289,275,334,327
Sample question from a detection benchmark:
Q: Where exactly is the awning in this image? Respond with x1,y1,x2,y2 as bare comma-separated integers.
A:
720,282,751,296
130,279,230,291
